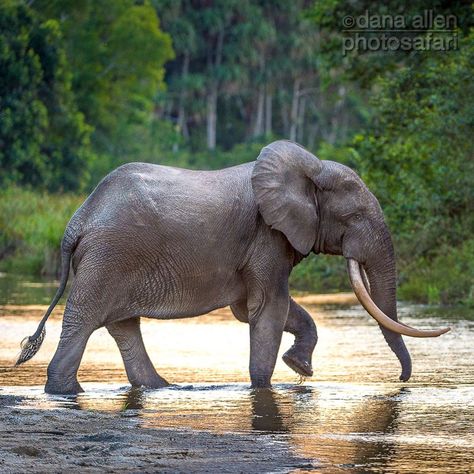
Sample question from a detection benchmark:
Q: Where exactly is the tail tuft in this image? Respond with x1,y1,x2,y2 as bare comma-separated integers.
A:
15,328,46,366
14,229,75,368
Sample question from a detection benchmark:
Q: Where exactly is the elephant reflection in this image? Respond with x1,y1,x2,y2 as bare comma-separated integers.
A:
250,388,289,432
288,387,408,471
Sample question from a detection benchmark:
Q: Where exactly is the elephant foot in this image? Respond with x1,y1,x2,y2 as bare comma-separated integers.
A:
45,378,84,395
282,348,313,377
131,375,170,390
250,374,272,389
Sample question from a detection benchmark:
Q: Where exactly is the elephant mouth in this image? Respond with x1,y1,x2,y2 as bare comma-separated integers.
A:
346,259,450,338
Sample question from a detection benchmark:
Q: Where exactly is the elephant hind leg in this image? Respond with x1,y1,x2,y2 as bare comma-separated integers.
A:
45,305,97,395
106,318,169,389
281,299,317,377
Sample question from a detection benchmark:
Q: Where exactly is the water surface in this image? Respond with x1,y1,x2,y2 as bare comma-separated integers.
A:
0,273,473,472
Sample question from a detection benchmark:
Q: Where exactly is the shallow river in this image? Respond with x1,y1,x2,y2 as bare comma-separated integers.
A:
0,273,473,472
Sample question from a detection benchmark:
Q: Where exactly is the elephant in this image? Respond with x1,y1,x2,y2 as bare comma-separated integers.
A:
15,140,450,394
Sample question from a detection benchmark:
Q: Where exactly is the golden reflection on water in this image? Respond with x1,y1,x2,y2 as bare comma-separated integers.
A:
1,297,473,473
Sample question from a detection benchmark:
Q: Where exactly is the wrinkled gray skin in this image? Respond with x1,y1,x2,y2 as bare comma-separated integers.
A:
31,140,410,394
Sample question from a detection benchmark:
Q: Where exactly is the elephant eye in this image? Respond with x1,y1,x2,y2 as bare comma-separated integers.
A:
354,213,362,220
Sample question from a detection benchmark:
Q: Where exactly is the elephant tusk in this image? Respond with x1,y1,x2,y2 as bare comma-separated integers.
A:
347,259,451,338
360,264,371,295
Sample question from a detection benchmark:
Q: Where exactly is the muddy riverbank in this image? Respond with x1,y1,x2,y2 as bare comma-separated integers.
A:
0,391,313,473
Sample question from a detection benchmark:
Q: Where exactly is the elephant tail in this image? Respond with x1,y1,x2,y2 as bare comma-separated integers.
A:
15,230,78,366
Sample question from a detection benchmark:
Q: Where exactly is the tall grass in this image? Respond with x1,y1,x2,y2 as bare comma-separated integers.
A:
399,239,474,308
0,187,84,275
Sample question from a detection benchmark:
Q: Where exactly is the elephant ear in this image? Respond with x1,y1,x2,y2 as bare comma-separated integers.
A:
251,140,322,255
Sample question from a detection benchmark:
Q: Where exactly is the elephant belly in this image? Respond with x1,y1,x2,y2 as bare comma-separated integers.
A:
127,268,246,321
131,290,244,320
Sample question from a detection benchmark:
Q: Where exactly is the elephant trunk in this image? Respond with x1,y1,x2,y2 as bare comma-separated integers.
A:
363,246,412,382
346,226,449,381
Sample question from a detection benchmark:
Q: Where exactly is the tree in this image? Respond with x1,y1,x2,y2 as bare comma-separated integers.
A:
155,0,271,150
0,1,92,191
311,0,474,304
354,32,474,257
154,0,361,152
32,0,174,176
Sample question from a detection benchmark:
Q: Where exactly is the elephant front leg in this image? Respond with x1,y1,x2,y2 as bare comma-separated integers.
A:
107,318,169,389
231,298,317,378
248,291,290,388
282,299,317,377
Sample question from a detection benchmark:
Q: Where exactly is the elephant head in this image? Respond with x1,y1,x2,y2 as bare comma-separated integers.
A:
251,140,450,381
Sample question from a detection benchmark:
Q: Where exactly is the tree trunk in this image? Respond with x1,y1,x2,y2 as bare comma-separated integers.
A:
252,53,266,138
289,78,301,142
296,95,306,144
264,89,272,136
253,85,265,138
206,28,224,151
206,85,217,150
177,51,190,140
281,102,289,137
328,116,338,144
328,85,346,144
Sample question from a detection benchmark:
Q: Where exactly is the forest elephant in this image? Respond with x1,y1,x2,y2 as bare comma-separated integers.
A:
15,140,450,394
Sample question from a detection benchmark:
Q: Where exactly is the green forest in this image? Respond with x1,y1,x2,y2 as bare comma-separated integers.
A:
0,0,473,306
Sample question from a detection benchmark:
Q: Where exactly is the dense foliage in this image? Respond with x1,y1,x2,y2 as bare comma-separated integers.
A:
309,0,473,305
0,0,472,306
354,33,474,305
0,187,83,274
0,0,173,190
0,3,92,191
